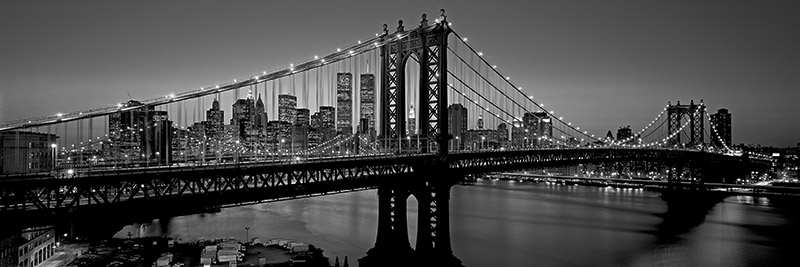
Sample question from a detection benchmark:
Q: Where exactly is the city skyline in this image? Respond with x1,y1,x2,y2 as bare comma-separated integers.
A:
1,1,799,146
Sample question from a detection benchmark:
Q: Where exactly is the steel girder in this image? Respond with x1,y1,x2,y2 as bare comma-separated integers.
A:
0,156,427,213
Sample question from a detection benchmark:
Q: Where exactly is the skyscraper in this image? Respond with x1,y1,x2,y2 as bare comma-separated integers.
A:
320,106,336,141
207,98,225,128
231,96,254,126
710,108,732,147
336,73,353,134
231,96,255,140
278,94,297,124
295,108,310,127
360,74,376,136
448,104,467,149
408,102,417,135
310,112,322,130
616,125,633,143
254,94,268,130
108,100,171,160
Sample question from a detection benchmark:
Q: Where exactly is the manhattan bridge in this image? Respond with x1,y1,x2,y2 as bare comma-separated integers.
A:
0,11,778,266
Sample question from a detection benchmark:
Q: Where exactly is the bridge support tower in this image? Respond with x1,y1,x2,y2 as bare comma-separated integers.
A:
667,100,705,148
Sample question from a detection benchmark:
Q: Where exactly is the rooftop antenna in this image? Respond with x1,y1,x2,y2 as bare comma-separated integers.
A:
126,92,133,100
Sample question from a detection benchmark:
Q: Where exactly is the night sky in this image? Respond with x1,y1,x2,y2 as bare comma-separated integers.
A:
1,0,798,146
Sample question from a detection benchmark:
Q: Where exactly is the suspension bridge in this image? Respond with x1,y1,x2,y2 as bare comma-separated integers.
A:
0,11,776,266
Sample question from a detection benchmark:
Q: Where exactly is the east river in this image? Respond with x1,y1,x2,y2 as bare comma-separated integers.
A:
114,180,799,266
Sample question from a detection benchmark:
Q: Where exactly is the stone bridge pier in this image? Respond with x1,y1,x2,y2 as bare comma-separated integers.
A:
360,161,463,267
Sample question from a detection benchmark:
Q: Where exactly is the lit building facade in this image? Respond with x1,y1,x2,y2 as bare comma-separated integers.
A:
447,104,468,150
278,94,297,124
0,131,57,175
336,73,353,135
710,108,732,148
360,74,376,137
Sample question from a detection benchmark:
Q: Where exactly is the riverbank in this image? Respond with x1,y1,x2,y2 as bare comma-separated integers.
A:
59,237,331,267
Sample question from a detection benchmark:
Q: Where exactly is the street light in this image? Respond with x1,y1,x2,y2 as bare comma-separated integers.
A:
244,227,250,242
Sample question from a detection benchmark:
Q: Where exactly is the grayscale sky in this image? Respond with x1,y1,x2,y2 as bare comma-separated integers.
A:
1,0,798,146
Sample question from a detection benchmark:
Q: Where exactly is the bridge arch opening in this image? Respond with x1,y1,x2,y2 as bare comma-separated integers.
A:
403,52,422,152
406,193,419,248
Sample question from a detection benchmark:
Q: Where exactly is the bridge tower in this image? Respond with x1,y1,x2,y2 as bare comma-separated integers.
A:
364,11,461,267
667,100,705,148
380,12,451,155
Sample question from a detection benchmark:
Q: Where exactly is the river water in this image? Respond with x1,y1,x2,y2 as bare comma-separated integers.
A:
114,180,799,266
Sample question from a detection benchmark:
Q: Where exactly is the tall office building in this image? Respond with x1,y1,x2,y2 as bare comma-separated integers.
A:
360,74,376,135
108,100,171,160
278,94,297,124
336,73,353,134
295,108,310,126
310,112,322,130
254,94,268,129
616,125,633,143
231,96,256,140
448,104,468,149
207,99,225,128
532,111,553,139
710,108,732,147
320,106,336,141
231,96,255,126
408,102,417,135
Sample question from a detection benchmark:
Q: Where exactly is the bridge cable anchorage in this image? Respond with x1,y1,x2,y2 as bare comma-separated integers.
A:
448,30,606,144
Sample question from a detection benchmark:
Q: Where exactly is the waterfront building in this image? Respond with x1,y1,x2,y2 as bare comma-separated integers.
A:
710,108,732,147
448,104,468,150
9,227,56,267
336,73,353,135
0,131,57,174
466,129,500,150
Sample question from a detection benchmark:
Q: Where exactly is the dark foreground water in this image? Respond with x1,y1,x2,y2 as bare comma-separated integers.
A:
115,180,800,266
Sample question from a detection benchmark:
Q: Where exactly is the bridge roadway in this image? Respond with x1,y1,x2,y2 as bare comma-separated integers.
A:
0,148,771,217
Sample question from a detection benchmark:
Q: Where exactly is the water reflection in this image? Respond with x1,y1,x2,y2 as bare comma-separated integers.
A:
113,180,798,267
